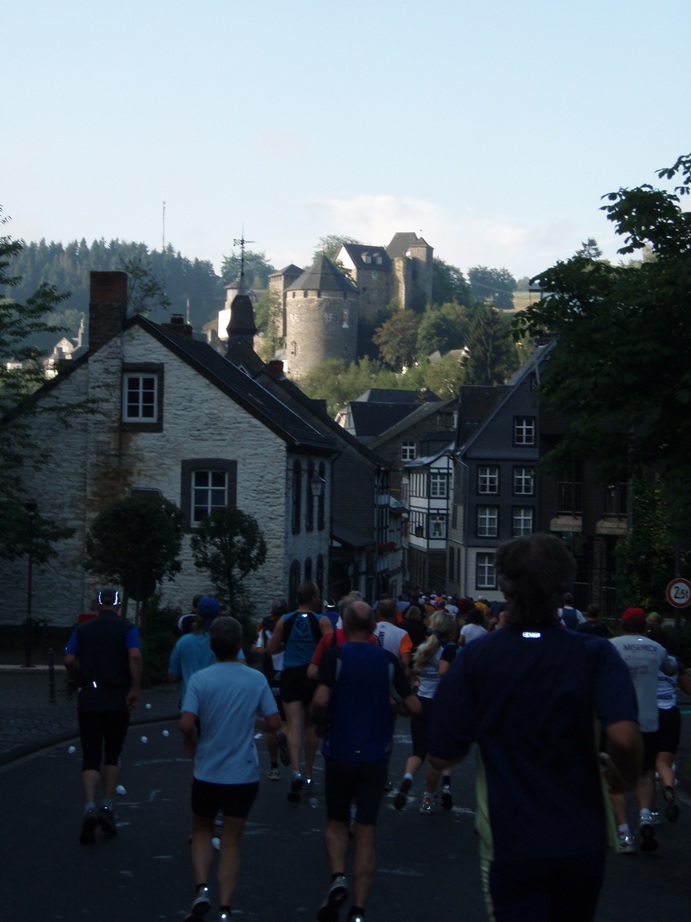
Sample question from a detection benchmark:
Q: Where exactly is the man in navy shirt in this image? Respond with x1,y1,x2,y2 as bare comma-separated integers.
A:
64,589,142,844
312,600,419,922
428,534,641,922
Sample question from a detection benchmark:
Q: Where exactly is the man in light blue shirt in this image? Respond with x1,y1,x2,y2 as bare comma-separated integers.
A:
180,616,279,922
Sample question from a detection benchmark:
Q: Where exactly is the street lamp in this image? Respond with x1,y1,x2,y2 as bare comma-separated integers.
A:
309,473,325,499
23,499,37,668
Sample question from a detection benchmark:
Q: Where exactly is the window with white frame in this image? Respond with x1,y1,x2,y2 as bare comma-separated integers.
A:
477,505,498,537
401,440,416,461
121,364,163,429
430,514,446,539
513,466,535,495
192,470,228,522
430,472,448,498
513,416,536,446
512,506,534,537
478,466,499,494
181,459,237,530
476,553,496,590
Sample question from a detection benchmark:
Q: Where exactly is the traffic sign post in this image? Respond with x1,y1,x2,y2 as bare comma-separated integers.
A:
665,577,691,610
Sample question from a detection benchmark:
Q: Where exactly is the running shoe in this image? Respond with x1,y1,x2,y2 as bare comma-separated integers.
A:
663,785,680,822
276,730,290,766
394,777,412,811
288,772,303,803
347,913,365,922
97,806,118,836
317,875,348,922
218,911,231,921
383,779,393,791
79,809,99,844
649,810,660,825
638,820,658,853
268,766,280,781
184,885,211,921
618,832,635,854
441,784,453,811
419,794,435,815
304,777,314,790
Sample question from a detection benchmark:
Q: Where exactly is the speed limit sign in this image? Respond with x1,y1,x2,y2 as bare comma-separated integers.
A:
666,578,691,609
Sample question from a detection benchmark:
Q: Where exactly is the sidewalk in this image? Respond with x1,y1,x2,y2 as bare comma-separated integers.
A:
0,664,179,766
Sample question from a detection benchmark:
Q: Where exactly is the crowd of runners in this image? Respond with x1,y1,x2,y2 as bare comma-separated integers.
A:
62,534,689,922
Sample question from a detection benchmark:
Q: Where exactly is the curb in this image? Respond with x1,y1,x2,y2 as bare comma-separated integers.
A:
0,711,180,769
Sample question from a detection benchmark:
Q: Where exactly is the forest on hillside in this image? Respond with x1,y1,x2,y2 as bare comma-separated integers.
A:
2,239,227,351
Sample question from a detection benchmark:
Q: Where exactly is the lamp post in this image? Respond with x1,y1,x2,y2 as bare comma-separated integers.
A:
23,499,37,668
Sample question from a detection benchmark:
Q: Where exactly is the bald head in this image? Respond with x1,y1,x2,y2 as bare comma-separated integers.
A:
342,600,374,638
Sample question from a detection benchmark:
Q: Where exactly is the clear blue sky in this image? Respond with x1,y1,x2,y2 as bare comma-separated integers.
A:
4,0,689,281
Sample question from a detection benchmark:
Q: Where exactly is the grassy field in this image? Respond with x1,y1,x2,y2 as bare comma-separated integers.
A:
511,290,540,312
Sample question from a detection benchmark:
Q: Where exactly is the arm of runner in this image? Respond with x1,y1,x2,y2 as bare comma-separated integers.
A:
266,616,284,655
602,719,642,793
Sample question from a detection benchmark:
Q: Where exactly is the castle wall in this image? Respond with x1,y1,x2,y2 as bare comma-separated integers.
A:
285,290,359,380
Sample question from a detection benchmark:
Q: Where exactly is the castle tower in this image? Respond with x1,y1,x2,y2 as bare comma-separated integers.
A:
268,263,303,339
284,254,359,380
386,232,434,311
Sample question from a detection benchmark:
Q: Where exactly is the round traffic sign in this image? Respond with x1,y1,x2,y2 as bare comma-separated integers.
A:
666,577,691,609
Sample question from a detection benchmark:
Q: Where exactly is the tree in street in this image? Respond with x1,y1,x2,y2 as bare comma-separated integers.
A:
463,306,518,385
190,507,267,639
84,495,182,635
468,265,517,310
513,152,691,523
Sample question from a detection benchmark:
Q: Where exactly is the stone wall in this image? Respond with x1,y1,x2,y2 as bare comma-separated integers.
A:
0,323,330,627
285,291,359,380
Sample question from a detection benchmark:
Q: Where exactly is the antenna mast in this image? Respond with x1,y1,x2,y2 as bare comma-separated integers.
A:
233,231,254,281
162,201,166,250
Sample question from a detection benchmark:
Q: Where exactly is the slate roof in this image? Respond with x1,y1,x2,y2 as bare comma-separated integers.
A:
339,243,392,270
346,402,421,439
458,341,556,454
132,316,337,454
354,388,440,405
386,232,431,259
269,264,303,278
254,367,386,469
368,399,457,450
286,255,358,294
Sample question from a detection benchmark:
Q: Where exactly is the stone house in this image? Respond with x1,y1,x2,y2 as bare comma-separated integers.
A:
0,272,342,629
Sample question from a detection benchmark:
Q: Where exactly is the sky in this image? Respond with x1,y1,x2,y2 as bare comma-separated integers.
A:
4,0,690,283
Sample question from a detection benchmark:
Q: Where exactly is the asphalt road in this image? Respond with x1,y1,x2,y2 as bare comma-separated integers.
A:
2,717,691,922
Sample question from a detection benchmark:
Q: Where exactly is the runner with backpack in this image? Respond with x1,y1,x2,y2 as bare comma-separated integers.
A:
267,581,334,802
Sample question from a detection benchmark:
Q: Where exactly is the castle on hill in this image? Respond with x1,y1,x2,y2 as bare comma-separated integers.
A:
218,232,434,380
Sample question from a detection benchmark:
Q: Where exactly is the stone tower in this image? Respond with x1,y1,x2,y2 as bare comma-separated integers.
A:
284,255,359,380
387,232,434,311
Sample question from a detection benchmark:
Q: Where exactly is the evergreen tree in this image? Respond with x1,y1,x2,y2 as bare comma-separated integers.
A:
464,307,518,385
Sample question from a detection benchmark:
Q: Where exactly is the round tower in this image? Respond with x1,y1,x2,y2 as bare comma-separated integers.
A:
284,254,359,380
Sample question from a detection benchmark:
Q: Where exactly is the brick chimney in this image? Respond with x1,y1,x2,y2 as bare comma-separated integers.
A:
265,359,285,380
161,313,193,338
89,272,127,353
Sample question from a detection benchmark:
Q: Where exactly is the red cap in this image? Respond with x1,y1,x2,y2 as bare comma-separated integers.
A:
621,607,646,628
